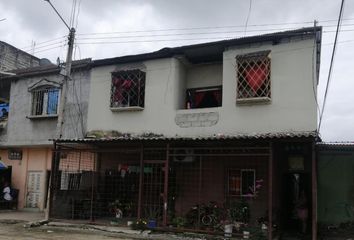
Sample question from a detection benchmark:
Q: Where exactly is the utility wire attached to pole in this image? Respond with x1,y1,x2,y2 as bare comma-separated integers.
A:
318,0,345,133
43,0,76,139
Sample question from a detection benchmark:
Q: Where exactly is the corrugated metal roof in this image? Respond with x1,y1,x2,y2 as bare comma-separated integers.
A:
54,131,317,143
317,142,354,150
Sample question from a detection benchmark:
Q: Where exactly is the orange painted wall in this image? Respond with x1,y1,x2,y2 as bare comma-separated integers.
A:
0,148,52,210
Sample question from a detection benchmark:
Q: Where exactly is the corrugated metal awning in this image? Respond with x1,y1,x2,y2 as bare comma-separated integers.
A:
53,131,317,143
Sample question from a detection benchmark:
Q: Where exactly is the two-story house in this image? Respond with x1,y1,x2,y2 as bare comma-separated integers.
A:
49,27,322,239
0,59,91,210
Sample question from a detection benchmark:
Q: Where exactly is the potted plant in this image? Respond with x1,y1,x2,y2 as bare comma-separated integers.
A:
172,216,187,228
228,199,250,225
108,199,124,224
131,219,147,230
145,205,160,229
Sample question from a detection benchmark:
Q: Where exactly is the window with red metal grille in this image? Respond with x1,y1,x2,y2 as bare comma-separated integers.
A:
236,50,271,103
110,70,146,109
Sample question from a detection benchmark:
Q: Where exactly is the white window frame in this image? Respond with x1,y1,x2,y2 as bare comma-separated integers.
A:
29,86,61,118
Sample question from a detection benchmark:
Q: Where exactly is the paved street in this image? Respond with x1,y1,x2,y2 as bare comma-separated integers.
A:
0,221,136,240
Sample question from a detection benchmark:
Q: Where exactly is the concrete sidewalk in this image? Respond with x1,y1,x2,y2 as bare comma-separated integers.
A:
0,210,44,222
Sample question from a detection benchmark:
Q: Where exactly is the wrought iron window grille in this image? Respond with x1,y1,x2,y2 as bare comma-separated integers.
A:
236,51,271,103
110,70,146,109
31,87,60,116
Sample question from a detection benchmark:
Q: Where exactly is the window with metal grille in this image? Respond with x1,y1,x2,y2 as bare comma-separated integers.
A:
228,169,256,197
236,50,271,103
31,87,60,116
110,70,145,109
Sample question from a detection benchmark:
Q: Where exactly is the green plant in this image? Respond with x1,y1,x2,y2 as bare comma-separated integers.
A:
172,216,187,228
228,199,250,223
144,205,161,220
131,219,147,230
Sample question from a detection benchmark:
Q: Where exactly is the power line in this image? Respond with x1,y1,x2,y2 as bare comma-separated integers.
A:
76,18,354,36
33,44,66,54
75,31,354,46
22,40,67,52
18,25,353,52
17,18,354,52
318,0,346,133
74,27,354,42
244,0,253,35
75,0,82,29
20,36,66,50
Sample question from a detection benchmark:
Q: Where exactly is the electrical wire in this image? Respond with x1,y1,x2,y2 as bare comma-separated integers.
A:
74,27,354,42
318,0,346,133
76,18,354,36
20,36,67,50
33,44,66,54
21,40,67,52
244,0,253,35
75,0,82,29
75,30,354,46
311,21,321,120
17,18,354,52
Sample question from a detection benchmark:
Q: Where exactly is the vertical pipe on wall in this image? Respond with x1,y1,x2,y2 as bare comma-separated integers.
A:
137,144,144,219
23,148,30,208
163,143,170,226
312,142,317,240
197,156,202,228
90,151,96,222
268,142,273,240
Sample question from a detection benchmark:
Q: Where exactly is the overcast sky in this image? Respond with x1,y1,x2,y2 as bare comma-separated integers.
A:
0,0,354,142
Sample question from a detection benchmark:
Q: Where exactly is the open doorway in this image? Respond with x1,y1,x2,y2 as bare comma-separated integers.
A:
0,166,12,187
282,172,311,235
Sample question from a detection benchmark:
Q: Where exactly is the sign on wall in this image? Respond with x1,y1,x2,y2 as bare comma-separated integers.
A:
8,149,23,160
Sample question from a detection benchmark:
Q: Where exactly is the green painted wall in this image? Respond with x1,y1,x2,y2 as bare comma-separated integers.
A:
318,150,354,224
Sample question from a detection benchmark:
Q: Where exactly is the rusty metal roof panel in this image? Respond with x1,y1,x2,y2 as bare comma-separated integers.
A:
53,131,317,143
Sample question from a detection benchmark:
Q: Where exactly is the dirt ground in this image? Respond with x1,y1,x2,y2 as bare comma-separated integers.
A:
0,221,140,240
0,211,147,240
0,211,202,240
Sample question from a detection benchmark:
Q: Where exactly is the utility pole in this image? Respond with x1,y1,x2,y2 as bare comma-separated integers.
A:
43,0,75,221
56,27,75,139
43,0,75,139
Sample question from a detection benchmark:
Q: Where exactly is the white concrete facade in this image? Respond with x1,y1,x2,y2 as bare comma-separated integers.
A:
87,38,317,137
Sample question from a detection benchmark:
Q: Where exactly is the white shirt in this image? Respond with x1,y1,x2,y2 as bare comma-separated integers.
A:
3,187,12,201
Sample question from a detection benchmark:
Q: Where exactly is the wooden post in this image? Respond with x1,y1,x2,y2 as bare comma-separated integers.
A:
90,152,96,222
312,142,317,240
197,156,202,228
137,144,144,219
268,142,273,240
162,144,170,226
46,141,58,220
